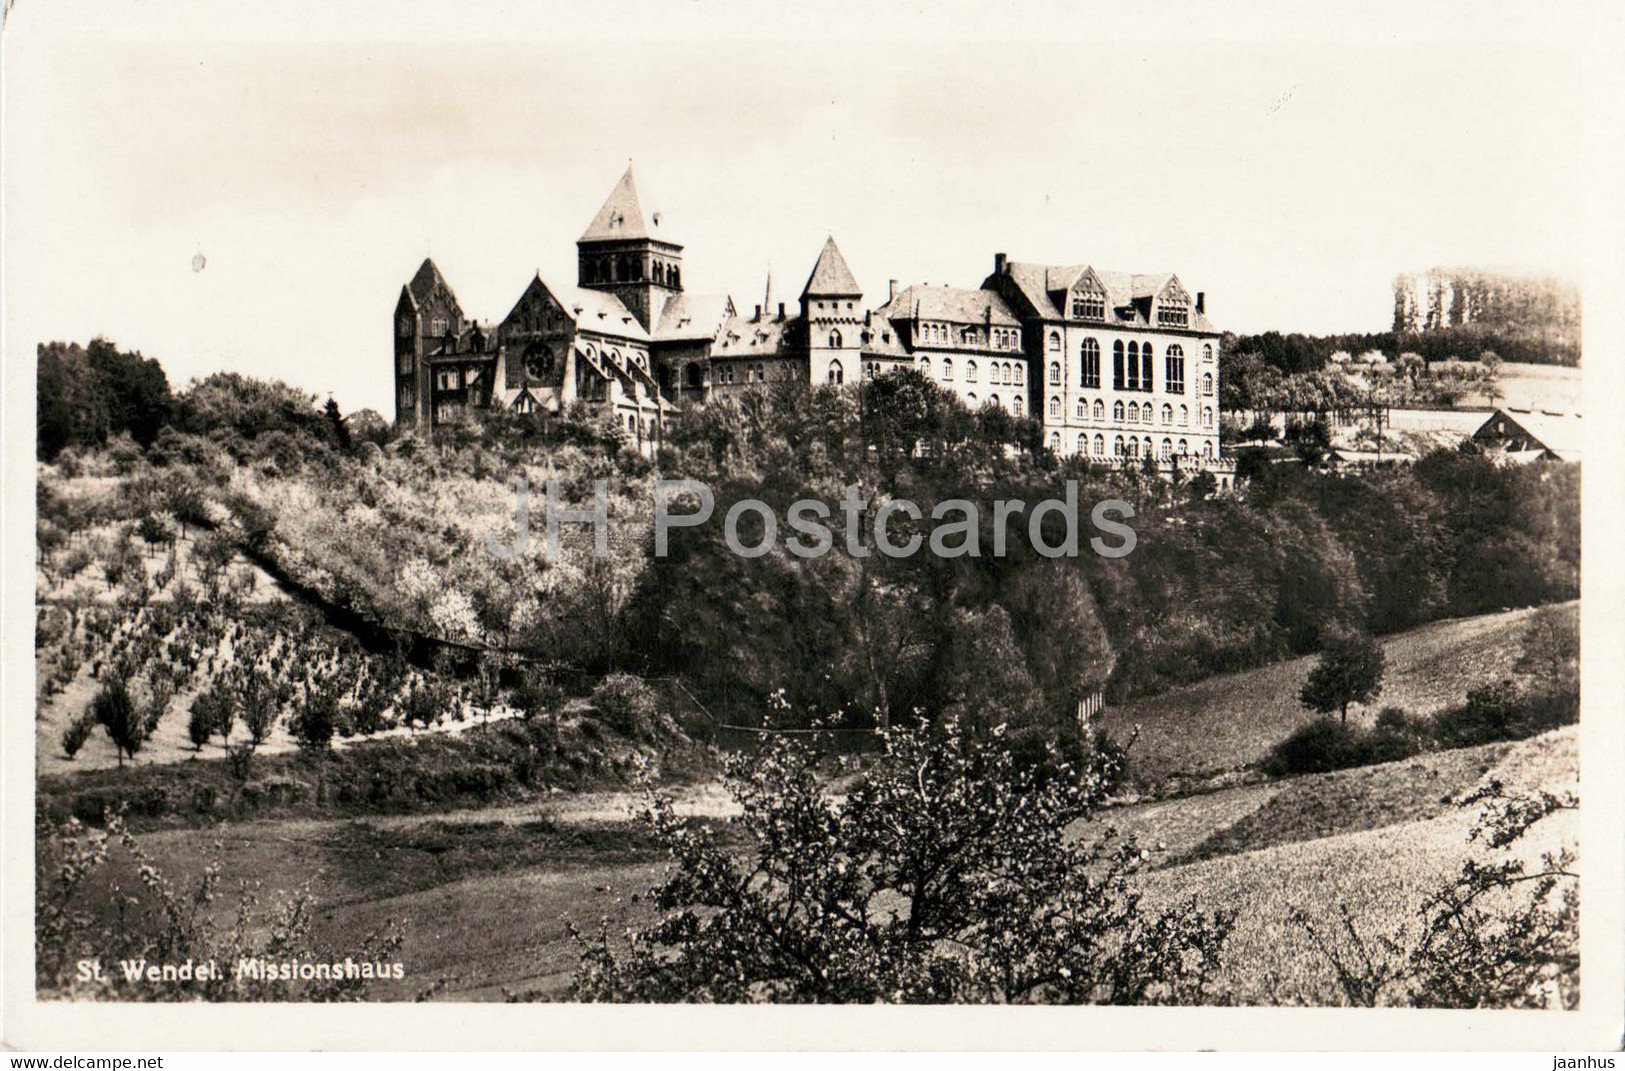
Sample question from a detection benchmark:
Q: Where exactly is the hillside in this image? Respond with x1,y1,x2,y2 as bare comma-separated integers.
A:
1097,604,1567,793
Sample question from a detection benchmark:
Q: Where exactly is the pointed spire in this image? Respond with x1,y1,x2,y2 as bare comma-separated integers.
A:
801,235,861,299
408,257,450,304
580,162,665,242
763,266,773,318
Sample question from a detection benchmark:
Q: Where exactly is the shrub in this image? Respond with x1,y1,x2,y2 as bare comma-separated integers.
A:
1432,681,1578,748
1264,717,1366,776
590,674,663,741
61,714,96,760
572,717,1231,1003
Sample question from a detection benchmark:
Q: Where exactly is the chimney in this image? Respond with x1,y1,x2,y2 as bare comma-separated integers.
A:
754,304,763,322
1196,292,1206,314
778,302,785,319
994,252,1008,275
889,279,899,302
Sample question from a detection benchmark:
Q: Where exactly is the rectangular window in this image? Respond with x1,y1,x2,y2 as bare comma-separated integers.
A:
1157,303,1189,328
1071,293,1105,321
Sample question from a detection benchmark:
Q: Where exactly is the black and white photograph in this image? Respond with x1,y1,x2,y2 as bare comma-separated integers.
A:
3,0,1620,1053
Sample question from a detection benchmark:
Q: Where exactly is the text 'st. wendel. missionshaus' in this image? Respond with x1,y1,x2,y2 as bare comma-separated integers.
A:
392,165,1231,480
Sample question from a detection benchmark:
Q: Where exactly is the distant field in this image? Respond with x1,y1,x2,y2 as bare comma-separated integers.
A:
1467,360,1582,414
1097,604,1561,793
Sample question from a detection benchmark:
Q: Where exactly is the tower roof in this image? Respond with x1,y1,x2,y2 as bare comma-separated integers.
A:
801,236,861,298
579,163,669,243
407,257,454,305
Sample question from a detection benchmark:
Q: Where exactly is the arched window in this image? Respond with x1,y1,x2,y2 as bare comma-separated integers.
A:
828,359,844,384
1165,345,1185,394
942,358,953,381
1180,404,1189,425
1203,440,1214,459
1049,331,1061,352
1202,406,1214,427
1143,406,1154,425
1013,396,1024,416
1202,373,1214,396
1126,342,1140,390
1075,397,1085,419
1114,435,1126,456
628,414,637,431
1113,401,1125,421
1128,401,1140,422
967,392,978,406
1113,341,1125,390
1127,438,1139,459
1004,362,1014,385
1081,338,1101,388
1049,432,1061,451
1077,433,1088,454
1144,437,1154,458
966,360,978,382
1093,434,1105,456
990,394,1002,410
1161,438,1172,459
1093,399,1104,420
1178,438,1189,455
1141,342,1154,391
1162,404,1173,424
1203,344,1214,363
828,329,843,348
1049,361,1062,386
918,357,930,375
1049,396,1061,419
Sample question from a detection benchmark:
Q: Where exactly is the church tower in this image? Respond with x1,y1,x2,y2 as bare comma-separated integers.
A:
393,257,465,431
576,163,683,332
801,236,863,386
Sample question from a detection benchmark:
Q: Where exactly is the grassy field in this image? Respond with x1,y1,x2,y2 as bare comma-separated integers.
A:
1137,728,1577,1005
39,601,1578,1004
77,724,1574,1003
1096,604,1561,793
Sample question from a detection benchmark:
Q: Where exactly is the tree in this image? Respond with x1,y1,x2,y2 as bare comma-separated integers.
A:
572,717,1231,1003
1299,632,1386,725
186,695,216,754
92,681,145,768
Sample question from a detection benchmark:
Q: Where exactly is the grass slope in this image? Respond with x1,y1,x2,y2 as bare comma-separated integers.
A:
1098,604,1555,793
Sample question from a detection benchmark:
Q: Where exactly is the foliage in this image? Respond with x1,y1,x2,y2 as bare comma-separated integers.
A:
589,674,667,742
35,810,403,1000
37,339,176,461
91,681,144,767
572,718,1231,1003
1299,632,1385,724
1293,782,1578,1008
62,714,97,760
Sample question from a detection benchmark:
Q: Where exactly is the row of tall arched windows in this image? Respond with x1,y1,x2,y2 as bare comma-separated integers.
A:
1112,340,1157,392
964,393,1024,415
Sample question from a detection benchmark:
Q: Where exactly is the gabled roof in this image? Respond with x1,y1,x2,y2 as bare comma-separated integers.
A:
801,236,862,298
712,311,798,359
557,282,651,342
1474,408,1582,462
408,257,456,306
876,284,1020,328
994,260,1216,331
579,164,670,244
506,273,650,342
654,292,736,343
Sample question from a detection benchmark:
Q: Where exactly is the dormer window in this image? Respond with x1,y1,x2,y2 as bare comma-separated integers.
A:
1071,293,1105,321
1157,301,1189,328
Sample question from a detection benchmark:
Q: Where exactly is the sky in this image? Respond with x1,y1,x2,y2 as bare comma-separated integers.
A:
3,1,1614,416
